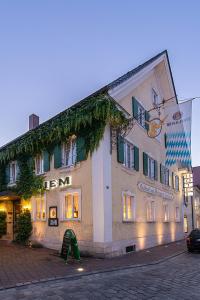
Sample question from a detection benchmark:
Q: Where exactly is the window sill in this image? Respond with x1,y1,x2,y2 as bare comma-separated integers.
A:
122,220,135,223
144,177,156,184
35,172,45,176
121,166,137,175
61,218,81,222
59,163,81,173
7,182,17,187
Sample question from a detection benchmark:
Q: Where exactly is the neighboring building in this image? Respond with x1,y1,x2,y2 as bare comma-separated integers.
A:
0,50,186,256
192,166,200,229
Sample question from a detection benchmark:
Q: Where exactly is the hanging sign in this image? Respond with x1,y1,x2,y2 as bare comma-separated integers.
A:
138,182,173,200
183,173,193,196
44,176,72,190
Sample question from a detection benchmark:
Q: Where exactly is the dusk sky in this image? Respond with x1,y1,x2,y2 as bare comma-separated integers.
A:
0,1,199,166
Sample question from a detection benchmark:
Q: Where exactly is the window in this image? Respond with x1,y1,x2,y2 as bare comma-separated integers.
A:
9,161,18,184
152,89,159,107
62,138,77,167
175,175,179,191
35,154,44,175
122,192,135,221
160,165,169,186
147,200,156,222
184,215,188,233
124,140,134,169
148,157,156,180
62,190,81,220
175,206,180,222
163,203,170,222
137,105,146,127
35,194,46,221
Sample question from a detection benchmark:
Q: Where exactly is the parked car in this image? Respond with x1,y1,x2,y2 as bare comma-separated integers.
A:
187,229,200,252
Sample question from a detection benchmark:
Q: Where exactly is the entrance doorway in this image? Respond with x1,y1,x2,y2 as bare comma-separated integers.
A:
13,200,22,240
0,199,21,240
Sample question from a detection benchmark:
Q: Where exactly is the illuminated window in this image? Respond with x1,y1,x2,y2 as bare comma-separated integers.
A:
194,197,200,212
175,206,180,222
35,194,46,221
63,138,77,167
9,161,18,184
184,215,188,233
64,190,81,220
163,203,170,222
147,201,156,222
35,154,44,175
122,192,134,221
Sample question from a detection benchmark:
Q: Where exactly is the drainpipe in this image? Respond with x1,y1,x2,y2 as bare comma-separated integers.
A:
191,196,194,230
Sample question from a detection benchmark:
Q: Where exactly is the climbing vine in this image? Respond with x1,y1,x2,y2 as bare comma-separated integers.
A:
0,93,129,164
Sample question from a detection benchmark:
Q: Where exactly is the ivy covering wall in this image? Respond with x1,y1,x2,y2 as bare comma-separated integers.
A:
0,93,129,198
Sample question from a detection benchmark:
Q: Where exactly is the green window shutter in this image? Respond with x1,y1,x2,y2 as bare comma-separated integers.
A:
5,164,10,184
16,161,20,180
117,135,124,164
171,172,174,189
143,152,148,176
54,144,62,169
132,97,139,120
76,137,86,162
134,146,139,171
145,111,150,131
164,133,167,148
28,157,35,171
43,150,50,172
154,160,158,180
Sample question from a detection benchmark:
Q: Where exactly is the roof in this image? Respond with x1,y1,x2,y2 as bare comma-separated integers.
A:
0,49,176,152
193,167,200,188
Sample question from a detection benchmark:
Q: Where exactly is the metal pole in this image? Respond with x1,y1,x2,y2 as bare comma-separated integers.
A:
191,196,194,230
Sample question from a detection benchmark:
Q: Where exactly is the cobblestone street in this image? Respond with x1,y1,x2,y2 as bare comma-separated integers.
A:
1,252,200,300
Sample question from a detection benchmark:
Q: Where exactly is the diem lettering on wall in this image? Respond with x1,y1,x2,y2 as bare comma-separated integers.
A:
44,176,72,190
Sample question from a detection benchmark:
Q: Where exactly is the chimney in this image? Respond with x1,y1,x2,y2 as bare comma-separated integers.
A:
29,114,39,130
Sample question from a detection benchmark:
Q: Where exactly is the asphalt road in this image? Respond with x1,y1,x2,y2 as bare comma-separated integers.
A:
1,251,200,300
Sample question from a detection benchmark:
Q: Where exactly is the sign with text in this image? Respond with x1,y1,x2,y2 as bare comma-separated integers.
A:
44,176,72,190
138,182,173,200
183,173,193,197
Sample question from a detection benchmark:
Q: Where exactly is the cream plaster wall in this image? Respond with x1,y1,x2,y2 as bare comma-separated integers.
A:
31,156,93,250
110,60,185,252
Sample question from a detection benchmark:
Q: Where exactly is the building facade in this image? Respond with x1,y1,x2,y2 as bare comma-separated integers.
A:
0,51,186,257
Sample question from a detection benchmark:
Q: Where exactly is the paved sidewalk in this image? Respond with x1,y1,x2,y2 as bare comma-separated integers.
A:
0,240,186,289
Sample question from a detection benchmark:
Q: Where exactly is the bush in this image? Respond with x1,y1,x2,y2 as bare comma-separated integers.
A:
15,210,32,244
0,211,7,237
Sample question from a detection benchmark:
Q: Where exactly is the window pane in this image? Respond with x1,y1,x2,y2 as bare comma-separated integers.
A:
127,144,131,168
123,195,127,220
73,193,79,218
41,198,46,220
127,196,132,220
65,141,71,166
65,194,73,219
36,198,41,219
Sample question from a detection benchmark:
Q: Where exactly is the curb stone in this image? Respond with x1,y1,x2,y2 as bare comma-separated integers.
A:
0,250,186,292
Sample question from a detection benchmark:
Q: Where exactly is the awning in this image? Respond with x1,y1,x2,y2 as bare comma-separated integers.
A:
0,191,20,201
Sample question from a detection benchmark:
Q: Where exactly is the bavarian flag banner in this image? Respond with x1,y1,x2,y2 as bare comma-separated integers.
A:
164,99,192,168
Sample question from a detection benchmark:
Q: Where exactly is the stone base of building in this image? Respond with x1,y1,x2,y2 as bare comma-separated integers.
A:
33,231,184,258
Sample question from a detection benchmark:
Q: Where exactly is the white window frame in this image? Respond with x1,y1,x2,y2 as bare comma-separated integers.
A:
146,200,156,222
152,88,159,107
32,193,47,221
9,161,18,184
122,191,135,222
175,206,180,222
163,202,170,222
35,154,44,175
62,138,77,167
123,139,135,170
60,189,81,221
175,175,179,191
137,104,146,128
161,165,169,186
148,156,155,180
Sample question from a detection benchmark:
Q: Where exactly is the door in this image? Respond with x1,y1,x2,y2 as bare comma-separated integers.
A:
13,200,22,240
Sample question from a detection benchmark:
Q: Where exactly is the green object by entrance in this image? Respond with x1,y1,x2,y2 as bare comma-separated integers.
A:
61,229,80,262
